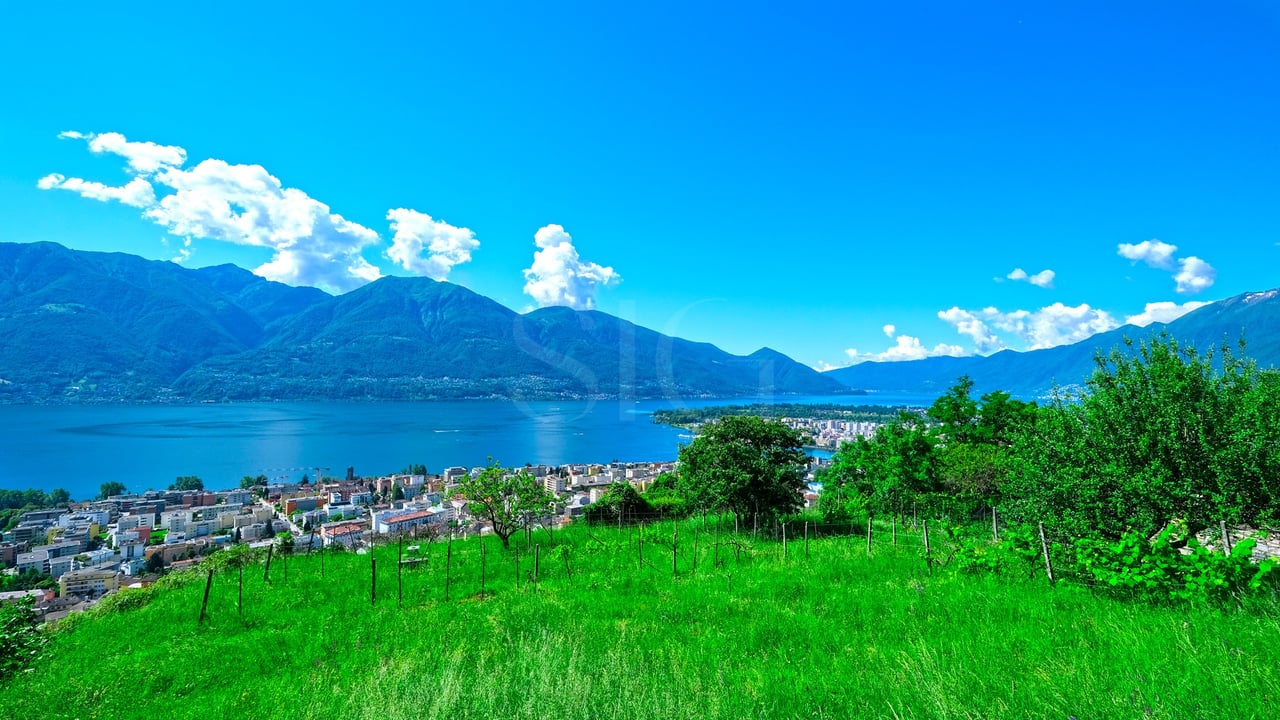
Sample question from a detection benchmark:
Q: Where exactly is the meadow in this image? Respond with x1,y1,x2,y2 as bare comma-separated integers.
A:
2,518,1277,720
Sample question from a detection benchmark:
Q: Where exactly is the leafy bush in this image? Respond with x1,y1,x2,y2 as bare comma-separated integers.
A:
0,599,46,684
1073,522,1279,606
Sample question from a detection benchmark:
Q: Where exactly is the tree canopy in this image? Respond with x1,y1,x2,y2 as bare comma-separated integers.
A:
97,482,127,500
677,415,808,520
456,460,555,549
170,476,204,492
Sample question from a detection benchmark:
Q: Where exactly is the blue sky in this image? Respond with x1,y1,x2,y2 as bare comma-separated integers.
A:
1,1,1276,369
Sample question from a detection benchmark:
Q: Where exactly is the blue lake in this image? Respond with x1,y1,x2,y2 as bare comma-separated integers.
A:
0,393,936,500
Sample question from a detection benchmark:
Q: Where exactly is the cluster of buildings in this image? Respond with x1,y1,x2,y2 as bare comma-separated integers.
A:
3,456,835,622
779,417,882,449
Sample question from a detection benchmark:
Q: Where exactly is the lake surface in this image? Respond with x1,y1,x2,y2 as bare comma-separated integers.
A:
0,393,936,500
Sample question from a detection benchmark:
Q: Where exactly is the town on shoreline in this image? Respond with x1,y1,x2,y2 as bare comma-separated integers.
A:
3,453,840,621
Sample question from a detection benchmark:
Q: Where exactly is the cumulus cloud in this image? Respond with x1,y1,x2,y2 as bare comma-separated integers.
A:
1174,256,1216,295
142,159,382,291
522,224,621,310
845,335,967,364
882,324,896,337
1118,239,1178,269
385,209,479,281
938,303,1120,351
1006,267,1055,288
37,173,155,208
1124,300,1211,327
1118,239,1217,296
936,307,1006,353
990,303,1119,350
39,130,485,293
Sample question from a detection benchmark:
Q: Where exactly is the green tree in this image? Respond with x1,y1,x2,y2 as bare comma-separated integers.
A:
170,476,204,492
928,376,980,444
391,484,405,502
676,416,808,521
457,459,554,549
1003,334,1280,538
48,488,71,506
240,474,268,489
585,482,654,524
97,482,127,500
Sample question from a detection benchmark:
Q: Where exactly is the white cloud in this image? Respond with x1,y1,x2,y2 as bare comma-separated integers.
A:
385,209,479,281
1118,239,1178,269
1124,300,1211,327
845,335,967,364
522,224,621,310
1174,256,1216,295
882,324,896,337
937,307,1007,353
984,303,1120,350
40,130,427,293
37,173,156,208
1006,267,1055,288
143,159,382,291
60,130,186,174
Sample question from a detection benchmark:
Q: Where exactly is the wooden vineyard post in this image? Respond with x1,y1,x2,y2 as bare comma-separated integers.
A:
371,557,377,606
514,546,520,587
913,503,918,530
753,513,758,540
992,507,1000,542
892,514,897,547
638,523,644,570
534,543,540,589
1220,521,1233,556
866,515,873,556
1038,522,1054,585
672,528,678,576
263,544,274,584
715,521,721,567
198,568,213,625
238,566,243,616
445,537,452,601
922,519,931,572
782,522,788,560
804,521,809,559
321,545,326,578
734,515,739,534
692,526,699,573
480,539,487,593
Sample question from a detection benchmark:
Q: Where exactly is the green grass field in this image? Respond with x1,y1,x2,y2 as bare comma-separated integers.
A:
3,519,1278,719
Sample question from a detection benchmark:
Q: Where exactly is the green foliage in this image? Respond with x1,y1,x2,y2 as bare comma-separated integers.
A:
642,472,688,518
677,416,807,519
97,481,127,500
1002,334,1280,538
0,599,45,684
585,483,654,524
170,476,204,492
815,484,867,526
0,570,54,593
457,459,555,549
239,475,267,489
1073,522,1279,606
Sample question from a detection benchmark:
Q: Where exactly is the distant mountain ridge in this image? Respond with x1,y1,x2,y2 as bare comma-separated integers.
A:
0,241,845,402
824,289,1280,397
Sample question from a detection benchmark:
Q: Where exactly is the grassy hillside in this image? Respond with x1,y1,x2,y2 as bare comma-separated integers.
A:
3,520,1278,719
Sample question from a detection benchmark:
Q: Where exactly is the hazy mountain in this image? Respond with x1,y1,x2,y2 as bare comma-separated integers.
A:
0,241,844,402
824,289,1280,397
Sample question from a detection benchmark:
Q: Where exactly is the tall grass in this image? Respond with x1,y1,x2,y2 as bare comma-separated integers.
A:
2,519,1277,719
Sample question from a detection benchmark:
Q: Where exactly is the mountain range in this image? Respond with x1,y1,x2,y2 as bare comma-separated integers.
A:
3,241,1276,404
824,289,1280,397
0,242,845,403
